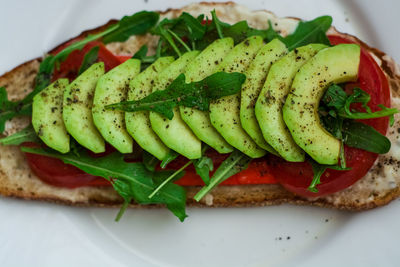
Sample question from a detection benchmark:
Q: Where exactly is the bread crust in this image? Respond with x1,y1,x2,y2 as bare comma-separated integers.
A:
1,1,400,211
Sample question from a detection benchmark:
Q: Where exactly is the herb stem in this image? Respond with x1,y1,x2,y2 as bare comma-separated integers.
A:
211,10,225,39
167,29,191,52
115,199,131,222
148,160,192,199
194,153,245,201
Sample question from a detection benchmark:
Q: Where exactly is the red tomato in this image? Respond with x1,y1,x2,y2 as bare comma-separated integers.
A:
271,35,391,197
116,55,133,63
23,143,110,188
52,41,121,82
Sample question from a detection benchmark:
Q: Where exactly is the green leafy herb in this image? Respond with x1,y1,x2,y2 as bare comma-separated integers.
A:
204,10,332,50
342,120,391,154
132,45,148,60
180,12,206,44
153,18,183,56
194,150,252,201
192,145,213,185
307,159,350,193
21,146,187,221
142,150,159,171
152,12,206,54
106,72,246,119
211,10,228,39
0,125,39,145
78,46,99,75
160,150,179,169
0,87,32,133
102,11,160,43
282,16,332,50
323,84,398,120
322,84,348,110
148,161,190,199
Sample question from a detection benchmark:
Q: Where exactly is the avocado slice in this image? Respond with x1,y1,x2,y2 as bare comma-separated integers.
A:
149,51,202,159
240,39,288,154
125,57,174,160
32,79,70,153
209,36,265,158
63,62,105,153
283,44,360,165
92,59,140,153
180,38,234,153
255,44,327,162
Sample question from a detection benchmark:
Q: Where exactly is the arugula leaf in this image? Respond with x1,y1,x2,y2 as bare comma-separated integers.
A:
322,84,348,110
339,104,398,120
21,146,187,221
142,150,159,171
322,84,399,120
180,12,206,43
342,120,391,154
307,158,350,193
206,10,331,50
106,72,246,119
153,18,183,57
283,16,332,50
192,145,213,185
153,12,206,53
0,87,32,133
0,125,39,145
78,46,99,75
160,150,179,169
192,156,213,185
149,161,190,199
132,45,148,60
194,150,252,201
211,10,229,39
102,11,160,43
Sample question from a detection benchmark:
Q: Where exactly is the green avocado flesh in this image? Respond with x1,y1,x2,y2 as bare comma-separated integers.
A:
180,38,234,153
283,44,361,165
63,62,105,153
209,36,266,158
125,57,174,161
32,79,70,153
240,38,288,154
92,59,140,153
149,51,202,159
255,44,327,162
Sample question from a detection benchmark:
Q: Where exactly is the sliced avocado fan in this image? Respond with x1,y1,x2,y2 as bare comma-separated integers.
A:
283,44,360,165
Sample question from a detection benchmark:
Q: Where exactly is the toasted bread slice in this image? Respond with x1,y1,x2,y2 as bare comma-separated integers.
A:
1,2,400,211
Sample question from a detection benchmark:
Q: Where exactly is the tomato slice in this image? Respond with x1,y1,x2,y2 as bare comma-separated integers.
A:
271,35,391,197
52,41,121,82
23,143,110,188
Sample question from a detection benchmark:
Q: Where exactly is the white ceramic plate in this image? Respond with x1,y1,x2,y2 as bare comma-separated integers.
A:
1,1,399,266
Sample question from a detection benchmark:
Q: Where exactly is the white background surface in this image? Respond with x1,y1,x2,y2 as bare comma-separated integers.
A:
1,1,399,267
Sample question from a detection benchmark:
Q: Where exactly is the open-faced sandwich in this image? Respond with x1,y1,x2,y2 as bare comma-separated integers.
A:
1,2,399,221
